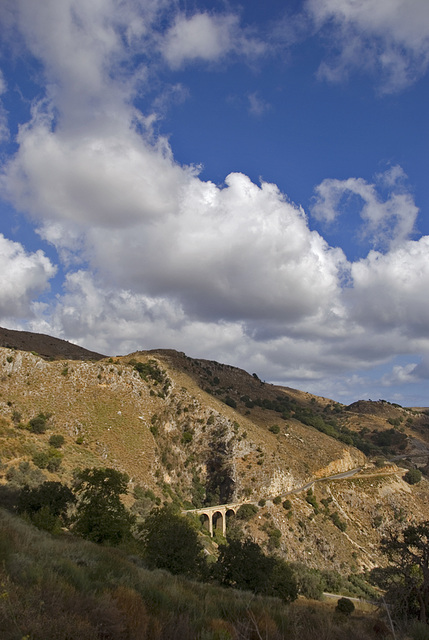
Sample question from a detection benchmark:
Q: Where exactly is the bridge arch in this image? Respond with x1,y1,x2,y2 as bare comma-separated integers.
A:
185,504,240,537
212,510,225,536
199,513,212,536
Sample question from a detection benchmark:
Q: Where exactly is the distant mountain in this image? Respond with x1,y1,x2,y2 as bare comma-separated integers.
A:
0,326,105,361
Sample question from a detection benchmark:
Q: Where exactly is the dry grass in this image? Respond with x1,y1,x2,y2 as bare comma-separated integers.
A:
0,507,391,640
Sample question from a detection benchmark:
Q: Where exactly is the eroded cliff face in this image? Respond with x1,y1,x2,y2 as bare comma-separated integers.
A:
315,449,366,478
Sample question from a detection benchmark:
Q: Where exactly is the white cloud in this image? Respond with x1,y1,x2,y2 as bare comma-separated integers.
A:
1,113,196,228
307,0,429,91
311,167,419,248
0,234,56,318
161,11,266,69
248,92,271,117
349,236,429,338
0,0,428,408
0,69,9,143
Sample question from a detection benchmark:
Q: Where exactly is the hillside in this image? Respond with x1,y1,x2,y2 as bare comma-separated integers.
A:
0,326,105,361
1,330,429,578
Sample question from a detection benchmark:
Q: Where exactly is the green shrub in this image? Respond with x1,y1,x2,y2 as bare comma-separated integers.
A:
404,468,422,485
5,461,45,489
290,562,324,599
236,504,258,520
330,511,347,531
273,495,282,505
182,431,193,444
32,448,63,472
46,449,63,472
283,499,292,510
32,451,50,469
215,537,297,602
224,396,237,409
306,489,319,514
28,412,51,434
11,409,21,424
49,434,65,448
335,597,355,615
269,424,280,434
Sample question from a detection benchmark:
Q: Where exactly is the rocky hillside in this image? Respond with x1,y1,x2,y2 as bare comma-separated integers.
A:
1,330,429,575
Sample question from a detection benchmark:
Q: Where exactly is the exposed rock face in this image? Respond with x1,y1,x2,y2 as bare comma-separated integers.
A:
315,450,366,478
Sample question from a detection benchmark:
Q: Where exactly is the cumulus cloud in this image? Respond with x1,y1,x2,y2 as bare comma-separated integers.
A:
1,112,196,228
161,11,266,69
311,167,419,248
306,0,429,91
0,234,56,318
349,237,429,338
0,0,428,407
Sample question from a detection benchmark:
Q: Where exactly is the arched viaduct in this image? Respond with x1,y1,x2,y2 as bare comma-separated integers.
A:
183,502,242,537
182,467,365,537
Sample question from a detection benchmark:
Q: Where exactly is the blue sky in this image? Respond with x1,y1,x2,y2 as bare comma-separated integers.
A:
0,0,428,406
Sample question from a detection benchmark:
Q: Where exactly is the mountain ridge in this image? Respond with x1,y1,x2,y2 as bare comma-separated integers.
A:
1,328,429,575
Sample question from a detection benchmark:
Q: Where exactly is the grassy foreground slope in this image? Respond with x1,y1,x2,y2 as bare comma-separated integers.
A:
0,507,383,640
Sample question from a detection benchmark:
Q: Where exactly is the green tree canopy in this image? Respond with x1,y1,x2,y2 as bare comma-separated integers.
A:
18,481,75,531
139,505,204,578
72,467,134,545
215,537,297,602
376,521,429,625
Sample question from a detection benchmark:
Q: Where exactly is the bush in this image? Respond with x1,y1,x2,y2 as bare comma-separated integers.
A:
336,597,355,615
273,495,282,505
28,412,51,434
289,562,324,599
330,511,347,531
269,424,280,434
49,434,65,448
404,468,422,485
305,489,319,514
182,431,193,444
236,504,258,520
283,499,292,510
32,448,63,471
224,396,237,409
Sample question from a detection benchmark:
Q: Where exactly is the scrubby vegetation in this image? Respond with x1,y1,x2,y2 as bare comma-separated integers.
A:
0,507,386,640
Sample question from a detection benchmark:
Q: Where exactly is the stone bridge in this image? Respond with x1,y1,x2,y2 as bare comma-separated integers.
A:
182,467,365,537
183,502,243,537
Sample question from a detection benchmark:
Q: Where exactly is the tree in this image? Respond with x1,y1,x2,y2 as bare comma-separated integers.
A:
139,505,204,578
377,521,429,624
17,481,75,532
72,467,134,545
214,537,297,602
